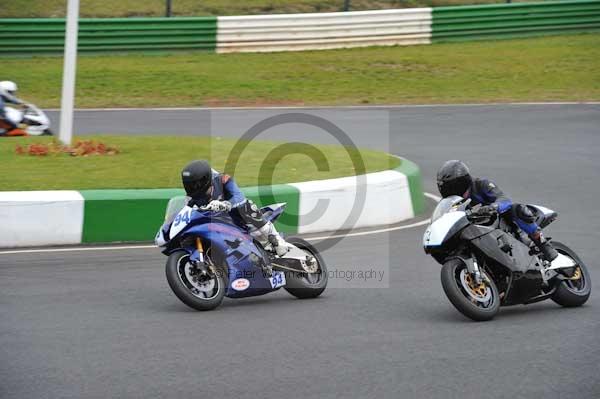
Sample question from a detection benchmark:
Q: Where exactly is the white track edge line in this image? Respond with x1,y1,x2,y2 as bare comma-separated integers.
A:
424,192,442,202
44,102,600,112
307,218,431,240
0,193,439,255
0,244,156,255
0,219,430,255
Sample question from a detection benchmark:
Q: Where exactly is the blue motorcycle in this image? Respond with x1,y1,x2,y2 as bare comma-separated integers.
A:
155,198,328,311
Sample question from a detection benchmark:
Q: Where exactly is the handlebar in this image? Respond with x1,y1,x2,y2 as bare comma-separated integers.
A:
194,205,224,213
466,208,498,223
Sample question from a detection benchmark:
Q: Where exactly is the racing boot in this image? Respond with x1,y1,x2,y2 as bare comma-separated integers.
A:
250,221,290,257
531,231,558,262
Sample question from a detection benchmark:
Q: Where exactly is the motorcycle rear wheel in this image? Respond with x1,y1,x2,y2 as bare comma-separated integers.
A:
165,249,227,311
441,259,500,321
284,237,328,299
551,241,591,308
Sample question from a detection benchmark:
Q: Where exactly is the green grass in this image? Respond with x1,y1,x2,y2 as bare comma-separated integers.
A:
2,34,599,108
0,0,541,18
0,135,400,191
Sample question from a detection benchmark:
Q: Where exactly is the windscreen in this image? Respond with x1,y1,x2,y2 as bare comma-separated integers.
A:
431,195,464,222
164,196,188,223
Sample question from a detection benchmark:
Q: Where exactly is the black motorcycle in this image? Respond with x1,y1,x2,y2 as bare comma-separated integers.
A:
423,195,591,321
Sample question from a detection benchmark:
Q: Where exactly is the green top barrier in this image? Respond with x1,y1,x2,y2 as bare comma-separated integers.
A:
0,16,218,55
1,1,599,55
431,0,600,41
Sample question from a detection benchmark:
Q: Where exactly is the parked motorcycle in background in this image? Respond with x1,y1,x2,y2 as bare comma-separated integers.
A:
0,102,52,136
423,195,591,321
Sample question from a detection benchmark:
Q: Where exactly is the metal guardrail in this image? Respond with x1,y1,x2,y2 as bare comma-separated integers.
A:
216,9,432,53
432,0,600,41
0,17,217,55
0,1,598,55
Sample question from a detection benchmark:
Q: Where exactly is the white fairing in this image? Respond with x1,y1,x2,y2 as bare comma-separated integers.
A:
529,204,555,217
3,104,50,136
23,104,50,135
423,211,467,247
169,206,193,238
155,228,167,247
547,253,577,270
4,107,22,125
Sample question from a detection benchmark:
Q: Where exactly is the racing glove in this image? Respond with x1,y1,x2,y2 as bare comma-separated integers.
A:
474,204,498,216
201,200,232,212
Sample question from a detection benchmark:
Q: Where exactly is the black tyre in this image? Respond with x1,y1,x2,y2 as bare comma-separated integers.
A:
284,237,328,299
551,241,591,308
440,259,500,322
42,129,53,136
165,249,227,311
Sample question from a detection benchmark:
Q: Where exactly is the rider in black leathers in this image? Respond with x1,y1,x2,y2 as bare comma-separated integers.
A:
436,160,558,261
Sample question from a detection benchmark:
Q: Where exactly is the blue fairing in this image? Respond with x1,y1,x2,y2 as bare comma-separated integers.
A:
163,207,281,298
261,203,286,223
515,219,538,235
497,199,513,214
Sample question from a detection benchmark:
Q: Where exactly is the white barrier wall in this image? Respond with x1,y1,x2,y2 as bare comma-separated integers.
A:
217,8,432,53
0,191,84,247
0,164,421,247
291,169,413,234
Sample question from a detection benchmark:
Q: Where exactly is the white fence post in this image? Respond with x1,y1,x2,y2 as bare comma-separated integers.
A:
59,0,79,145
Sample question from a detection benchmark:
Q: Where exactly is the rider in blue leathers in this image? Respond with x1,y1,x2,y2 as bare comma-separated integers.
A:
437,160,558,261
181,160,290,257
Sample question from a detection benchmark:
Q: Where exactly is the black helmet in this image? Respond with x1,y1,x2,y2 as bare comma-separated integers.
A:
181,160,213,198
437,160,472,198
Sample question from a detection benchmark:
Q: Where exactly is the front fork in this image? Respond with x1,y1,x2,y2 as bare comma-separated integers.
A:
189,237,205,264
462,256,485,285
189,238,219,276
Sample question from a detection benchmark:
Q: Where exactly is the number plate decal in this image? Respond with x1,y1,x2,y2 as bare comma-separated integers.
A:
269,271,286,289
170,206,193,238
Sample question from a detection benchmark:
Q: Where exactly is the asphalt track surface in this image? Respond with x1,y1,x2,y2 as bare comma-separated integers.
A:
3,104,600,398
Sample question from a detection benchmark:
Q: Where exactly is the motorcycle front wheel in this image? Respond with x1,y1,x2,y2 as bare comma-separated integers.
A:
165,249,227,311
440,259,500,321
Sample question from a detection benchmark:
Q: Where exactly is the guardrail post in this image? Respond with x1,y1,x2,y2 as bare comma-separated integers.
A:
343,0,351,11
166,0,172,17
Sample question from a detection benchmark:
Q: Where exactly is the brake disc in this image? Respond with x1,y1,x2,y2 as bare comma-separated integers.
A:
185,264,216,293
460,269,492,303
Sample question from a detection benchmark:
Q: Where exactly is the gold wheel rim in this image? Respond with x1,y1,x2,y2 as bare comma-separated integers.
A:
464,273,488,298
568,267,582,281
